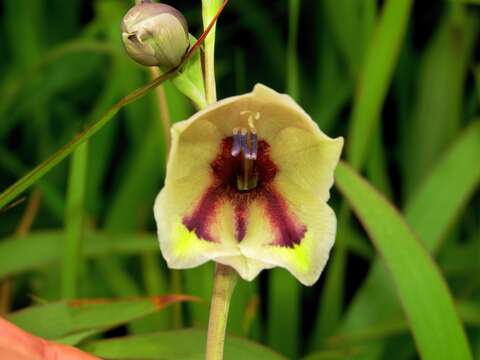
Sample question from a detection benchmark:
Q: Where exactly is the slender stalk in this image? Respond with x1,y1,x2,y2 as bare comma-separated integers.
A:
205,264,238,360
201,2,238,358
202,0,223,103
62,142,88,299
169,270,183,328
150,67,171,149
0,190,41,314
149,66,183,328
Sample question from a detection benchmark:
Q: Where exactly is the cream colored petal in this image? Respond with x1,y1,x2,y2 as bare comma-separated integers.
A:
239,187,337,286
154,176,240,269
215,255,274,281
174,84,332,148
166,119,222,182
271,127,343,201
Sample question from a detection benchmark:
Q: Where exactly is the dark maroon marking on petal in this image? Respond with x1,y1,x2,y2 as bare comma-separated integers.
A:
263,189,307,247
182,136,306,247
182,187,222,242
234,201,248,241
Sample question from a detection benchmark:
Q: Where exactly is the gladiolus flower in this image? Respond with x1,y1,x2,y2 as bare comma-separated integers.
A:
154,84,343,285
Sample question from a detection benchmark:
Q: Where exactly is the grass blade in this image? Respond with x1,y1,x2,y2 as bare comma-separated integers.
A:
335,162,472,359
7,296,196,340
405,121,480,251
401,10,477,195
0,231,160,279
286,0,300,100
82,329,286,360
339,122,480,350
347,0,412,169
62,142,88,299
268,270,300,358
267,2,302,356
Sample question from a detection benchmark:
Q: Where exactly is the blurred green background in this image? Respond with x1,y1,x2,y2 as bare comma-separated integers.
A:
0,0,479,359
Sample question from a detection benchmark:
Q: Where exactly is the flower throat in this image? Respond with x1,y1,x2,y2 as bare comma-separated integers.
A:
231,112,260,191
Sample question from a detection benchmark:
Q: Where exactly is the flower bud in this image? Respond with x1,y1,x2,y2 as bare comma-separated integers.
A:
121,2,189,68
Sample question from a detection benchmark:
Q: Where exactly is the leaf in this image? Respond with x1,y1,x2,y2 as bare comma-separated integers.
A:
400,11,477,195
55,329,100,346
404,121,480,251
82,329,286,360
338,122,480,352
0,231,158,278
321,0,376,79
347,0,412,169
268,270,300,358
266,1,302,357
286,0,300,100
302,348,364,360
335,161,472,359
7,296,196,340
62,142,89,299
311,301,480,354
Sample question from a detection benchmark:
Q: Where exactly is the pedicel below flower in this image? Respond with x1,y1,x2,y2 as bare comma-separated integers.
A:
154,84,343,286
121,2,189,68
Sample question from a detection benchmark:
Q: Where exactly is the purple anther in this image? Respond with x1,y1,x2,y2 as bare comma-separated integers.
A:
231,128,242,157
247,132,258,160
240,129,249,156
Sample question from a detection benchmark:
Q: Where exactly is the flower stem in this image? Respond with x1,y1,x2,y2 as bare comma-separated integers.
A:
202,0,223,104
205,264,238,360
202,2,235,359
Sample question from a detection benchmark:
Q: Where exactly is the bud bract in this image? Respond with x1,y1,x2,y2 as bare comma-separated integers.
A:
122,3,189,68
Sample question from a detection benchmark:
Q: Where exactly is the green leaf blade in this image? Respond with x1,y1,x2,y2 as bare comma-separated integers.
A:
347,0,413,170
83,329,286,360
7,296,195,341
335,162,472,360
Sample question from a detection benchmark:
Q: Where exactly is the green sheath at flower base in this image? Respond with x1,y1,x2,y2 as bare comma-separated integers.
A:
121,2,189,68
154,85,343,286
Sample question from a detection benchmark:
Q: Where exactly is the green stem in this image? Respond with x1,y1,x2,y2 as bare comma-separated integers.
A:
202,0,222,104
201,2,236,358
170,270,183,328
205,264,238,360
62,142,88,299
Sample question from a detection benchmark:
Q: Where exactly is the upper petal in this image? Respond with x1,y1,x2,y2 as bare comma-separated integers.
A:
171,84,334,147
271,127,343,201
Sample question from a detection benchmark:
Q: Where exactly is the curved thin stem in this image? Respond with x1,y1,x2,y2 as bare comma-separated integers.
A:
205,264,238,360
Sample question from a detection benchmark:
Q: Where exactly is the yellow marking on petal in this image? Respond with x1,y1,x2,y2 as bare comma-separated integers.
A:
290,232,313,272
171,221,211,258
269,230,313,274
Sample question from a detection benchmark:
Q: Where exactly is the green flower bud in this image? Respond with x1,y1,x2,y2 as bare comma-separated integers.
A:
121,2,189,68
